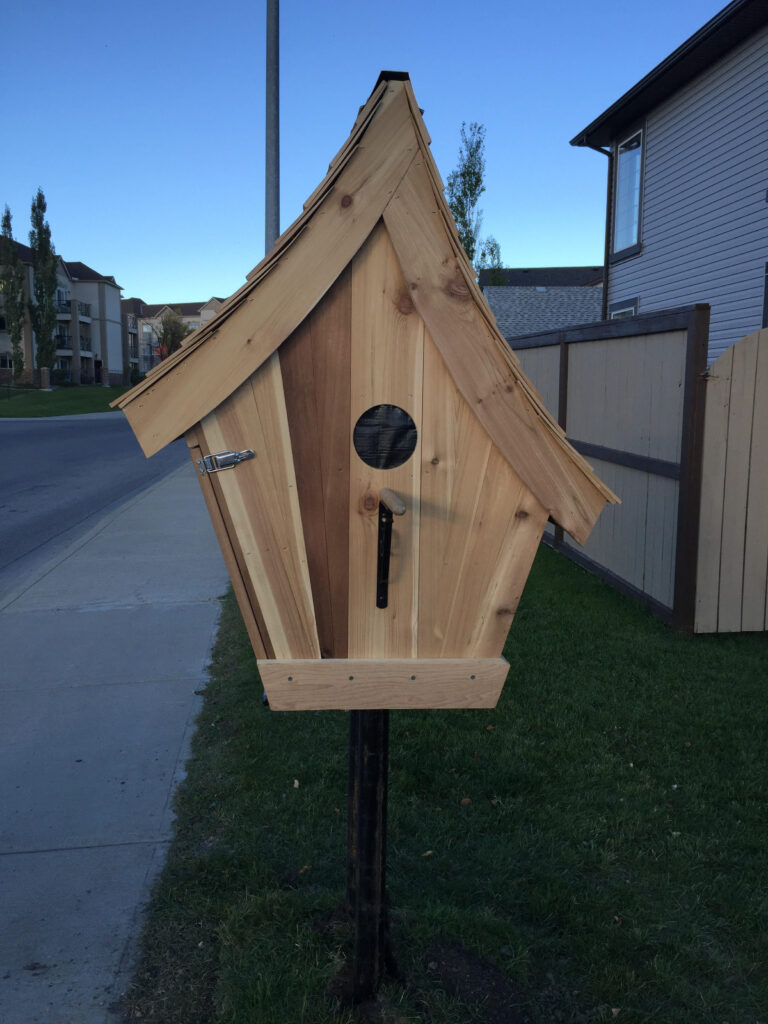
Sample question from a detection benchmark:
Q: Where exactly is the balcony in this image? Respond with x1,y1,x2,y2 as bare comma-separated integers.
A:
55,334,72,350
54,299,71,315
127,314,137,331
79,336,92,352
77,301,91,318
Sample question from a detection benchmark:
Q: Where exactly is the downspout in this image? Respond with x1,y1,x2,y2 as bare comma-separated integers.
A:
591,144,612,321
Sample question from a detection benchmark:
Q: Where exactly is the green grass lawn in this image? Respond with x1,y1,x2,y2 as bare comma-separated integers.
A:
121,547,767,1024
0,384,128,416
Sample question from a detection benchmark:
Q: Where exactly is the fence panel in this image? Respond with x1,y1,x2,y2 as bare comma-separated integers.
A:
511,305,709,627
696,328,768,632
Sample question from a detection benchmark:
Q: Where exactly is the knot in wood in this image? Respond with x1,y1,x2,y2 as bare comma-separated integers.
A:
340,194,353,208
430,456,440,466
444,274,470,301
396,290,414,315
362,493,378,512
515,509,529,519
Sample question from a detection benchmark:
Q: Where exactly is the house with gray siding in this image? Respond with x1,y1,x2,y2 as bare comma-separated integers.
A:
571,0,768,363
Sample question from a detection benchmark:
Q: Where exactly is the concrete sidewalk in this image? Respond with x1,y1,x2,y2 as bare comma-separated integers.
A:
0,464,229,1024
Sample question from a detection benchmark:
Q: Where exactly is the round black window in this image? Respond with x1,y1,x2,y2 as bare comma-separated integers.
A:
353,404,417,470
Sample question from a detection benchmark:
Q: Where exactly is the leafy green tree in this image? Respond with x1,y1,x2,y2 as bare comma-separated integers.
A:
476,235,505,284
446,122,503,274
0,206,26,378
446,122,486,264
155,308,191,360
28,188,58,371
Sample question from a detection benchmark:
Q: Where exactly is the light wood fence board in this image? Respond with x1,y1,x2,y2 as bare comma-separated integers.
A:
742,331,768,630
515,347,560,414
695,346,734,632
643,475,679,608
717,333,759,633
578,460,648,592
647,332,687,463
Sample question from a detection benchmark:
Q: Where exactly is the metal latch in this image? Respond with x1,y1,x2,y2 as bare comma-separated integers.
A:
196,449,255,474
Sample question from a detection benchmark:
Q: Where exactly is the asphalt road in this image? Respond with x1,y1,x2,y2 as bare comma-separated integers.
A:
0,413,186,594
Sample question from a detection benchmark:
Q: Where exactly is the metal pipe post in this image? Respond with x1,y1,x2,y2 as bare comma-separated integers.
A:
265,0,280,253
347,709,391,1002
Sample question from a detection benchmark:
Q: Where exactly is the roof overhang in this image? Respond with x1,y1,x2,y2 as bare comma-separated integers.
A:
571,0,768,149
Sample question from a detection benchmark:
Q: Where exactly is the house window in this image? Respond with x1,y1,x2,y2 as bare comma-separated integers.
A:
609,297,638,320
613,131,643,255
0,352,13,369
0,315,6,331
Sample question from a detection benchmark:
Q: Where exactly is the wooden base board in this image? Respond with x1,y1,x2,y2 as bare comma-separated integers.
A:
257,657,510,710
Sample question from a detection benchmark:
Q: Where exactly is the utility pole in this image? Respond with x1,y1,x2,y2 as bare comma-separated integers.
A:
265,0,280,254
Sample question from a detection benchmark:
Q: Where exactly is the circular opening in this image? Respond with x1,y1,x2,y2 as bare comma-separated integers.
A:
353,403,417,470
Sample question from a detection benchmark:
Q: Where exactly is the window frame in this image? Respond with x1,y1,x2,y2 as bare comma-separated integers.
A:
610,127,645,263
608,297,639,320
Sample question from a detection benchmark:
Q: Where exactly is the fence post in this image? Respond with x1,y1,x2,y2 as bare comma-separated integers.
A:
672,303,710,631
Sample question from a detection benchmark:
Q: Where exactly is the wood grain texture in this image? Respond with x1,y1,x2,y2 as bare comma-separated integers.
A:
259,657,510,710
279,268,352,657
119,84,419,457
418,331,547,656
382,155,613,545
185,434,269,660
695,346,733,633
348,222,424,658
718,332,758,633
742,329,768,631
200,354,320,658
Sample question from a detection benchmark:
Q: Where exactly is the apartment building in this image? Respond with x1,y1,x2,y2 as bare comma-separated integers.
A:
121,297,224,373
0,242,125,385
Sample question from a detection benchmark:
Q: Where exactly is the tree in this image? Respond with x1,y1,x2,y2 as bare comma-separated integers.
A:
445,122,503,274
154,308,191,360
476,235,505,285
446,122,486,264
0,206,26,379
28,188,58,371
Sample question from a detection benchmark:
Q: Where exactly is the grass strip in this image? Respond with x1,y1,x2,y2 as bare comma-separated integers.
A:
0,385,128,416
121,547,767,1023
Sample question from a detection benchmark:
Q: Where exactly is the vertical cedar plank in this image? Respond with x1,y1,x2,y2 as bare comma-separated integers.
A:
718,334,759,632
280,268,352,656
418,329,492,655
741,330,768,630
457,446,548,657
348,222,424,658
185,431,270,660
418,330,547,657
200,354,320,658
695,347,733,632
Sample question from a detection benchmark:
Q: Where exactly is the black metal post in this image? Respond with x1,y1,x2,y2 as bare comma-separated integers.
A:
346,709,391,1002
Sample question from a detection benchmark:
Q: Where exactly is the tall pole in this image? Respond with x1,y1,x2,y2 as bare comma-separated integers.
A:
265,0,280,254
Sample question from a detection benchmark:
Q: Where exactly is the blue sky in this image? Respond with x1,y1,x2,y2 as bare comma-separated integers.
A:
4,0,723,304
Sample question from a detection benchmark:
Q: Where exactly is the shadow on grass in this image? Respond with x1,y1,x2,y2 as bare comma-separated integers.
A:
120,547,767,1024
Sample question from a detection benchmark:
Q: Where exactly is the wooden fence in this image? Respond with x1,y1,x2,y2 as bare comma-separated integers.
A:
513,306,768,632
512,305,710,631
695,327,768,632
